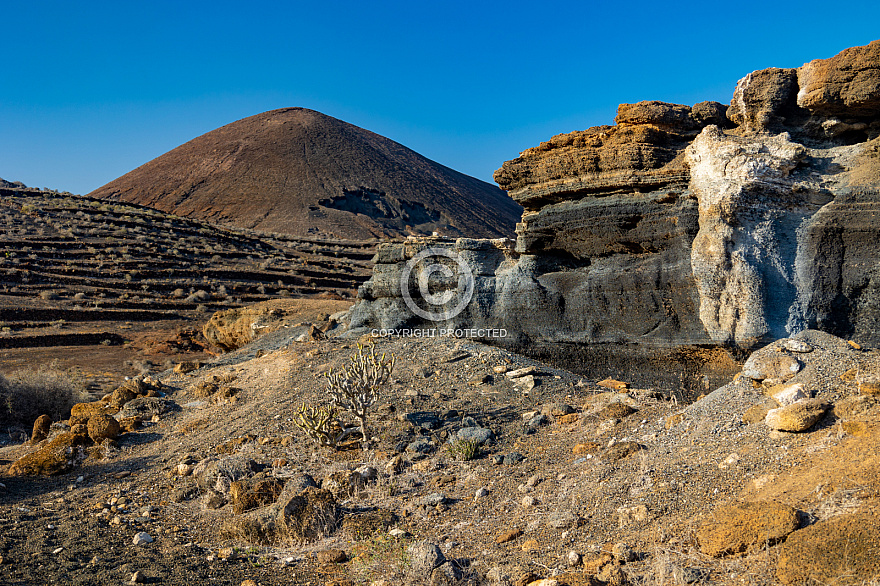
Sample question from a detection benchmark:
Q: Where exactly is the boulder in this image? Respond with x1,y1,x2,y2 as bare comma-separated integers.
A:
765,399,831,432
741,351,802,382
407,541,446,580
768,383,810,406
229,478,285,514
776,510,880,585
697,501,800,557
796,40,880,118
118,397,179,419
87,413,122,442
457,426,494,445
7,432,90,476
70,401,117,420
30,414,51,444
222,487,338,545
109,386,137,410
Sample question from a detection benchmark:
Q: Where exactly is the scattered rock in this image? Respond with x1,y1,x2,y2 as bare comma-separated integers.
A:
87,413,122,443
596,402,636,419
495,528,523,544
457,426,494,445
765,399,832,432
742,352,801,382
604,441,642,461
768,383,810,406
316,549,347,564
30,414,52,444
407,541,446,580
503,452,525,465
173,361,200,374
617,504,650,528
506,366,536,379
697,501,800,557
598,378,629,390
781,339,813,353
132,532,153,546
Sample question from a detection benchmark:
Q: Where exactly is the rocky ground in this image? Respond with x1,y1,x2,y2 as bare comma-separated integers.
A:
1,314,878,586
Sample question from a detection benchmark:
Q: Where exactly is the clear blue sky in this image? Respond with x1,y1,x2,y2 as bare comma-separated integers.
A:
2,0,878,194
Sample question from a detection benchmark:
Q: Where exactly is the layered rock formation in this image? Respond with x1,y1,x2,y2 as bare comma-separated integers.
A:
349,42,880,385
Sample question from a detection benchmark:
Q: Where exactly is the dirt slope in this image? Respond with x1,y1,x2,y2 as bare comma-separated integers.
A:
89,108,522,240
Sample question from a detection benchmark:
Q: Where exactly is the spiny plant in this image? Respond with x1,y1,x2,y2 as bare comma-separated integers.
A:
324,342,395,447
294,342,395,450
292,403,348,449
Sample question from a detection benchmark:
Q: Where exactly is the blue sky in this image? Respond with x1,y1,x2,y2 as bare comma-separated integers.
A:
2,0,878,194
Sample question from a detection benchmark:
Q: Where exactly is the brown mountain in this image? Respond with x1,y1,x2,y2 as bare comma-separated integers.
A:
89,108,522,240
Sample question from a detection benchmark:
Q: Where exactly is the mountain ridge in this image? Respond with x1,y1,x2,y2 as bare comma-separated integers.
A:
89,107,522,240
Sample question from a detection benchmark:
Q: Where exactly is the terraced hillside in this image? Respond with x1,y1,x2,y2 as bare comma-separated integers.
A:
0,186,375,390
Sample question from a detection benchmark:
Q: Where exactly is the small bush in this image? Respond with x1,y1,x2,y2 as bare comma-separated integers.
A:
185,290,211,303
445,438,480,461
0,363,88,429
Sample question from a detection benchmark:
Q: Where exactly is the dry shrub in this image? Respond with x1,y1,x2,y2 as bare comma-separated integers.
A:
0,362,88,429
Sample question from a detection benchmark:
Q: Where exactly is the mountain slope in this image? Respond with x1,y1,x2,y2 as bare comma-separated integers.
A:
90,108,522,239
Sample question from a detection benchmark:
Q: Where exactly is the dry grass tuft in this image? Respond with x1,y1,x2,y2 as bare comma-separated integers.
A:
0,362,89,430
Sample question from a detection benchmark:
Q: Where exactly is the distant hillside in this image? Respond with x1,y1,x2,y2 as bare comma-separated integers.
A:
90,108,522,240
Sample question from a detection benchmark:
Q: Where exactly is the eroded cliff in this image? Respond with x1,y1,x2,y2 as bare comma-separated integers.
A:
349,41,880,387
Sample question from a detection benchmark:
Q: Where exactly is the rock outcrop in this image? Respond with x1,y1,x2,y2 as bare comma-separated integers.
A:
349,42,880,384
